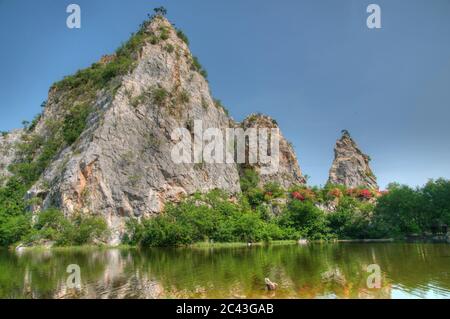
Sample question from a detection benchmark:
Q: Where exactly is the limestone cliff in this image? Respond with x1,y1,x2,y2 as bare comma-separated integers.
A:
0,130,23,185
241,113,305,189
2,16,304,244
328,130,378,189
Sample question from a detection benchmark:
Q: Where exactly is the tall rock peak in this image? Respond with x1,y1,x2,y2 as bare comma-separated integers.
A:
328,130,378,189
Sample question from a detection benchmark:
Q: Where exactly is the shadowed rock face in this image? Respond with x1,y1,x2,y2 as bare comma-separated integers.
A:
328,131,378,189
6,17,304,244
241,114,305,189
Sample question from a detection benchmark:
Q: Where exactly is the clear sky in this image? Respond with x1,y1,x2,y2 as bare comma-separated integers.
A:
1,0,450,188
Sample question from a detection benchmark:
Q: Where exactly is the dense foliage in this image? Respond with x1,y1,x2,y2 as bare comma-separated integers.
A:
123,169,450,247
21,209,109,246
373,179,450,237
123,189,300,246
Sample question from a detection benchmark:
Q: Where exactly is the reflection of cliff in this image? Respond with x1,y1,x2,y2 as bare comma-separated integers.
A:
53,249,164,299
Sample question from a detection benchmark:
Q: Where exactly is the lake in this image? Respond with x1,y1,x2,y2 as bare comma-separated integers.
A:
0,243,449,299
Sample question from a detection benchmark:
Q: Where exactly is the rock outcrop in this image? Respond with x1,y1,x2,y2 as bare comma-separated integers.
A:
328,130,378,189
8,16,304,244
0,129,23,185
241,114,305,189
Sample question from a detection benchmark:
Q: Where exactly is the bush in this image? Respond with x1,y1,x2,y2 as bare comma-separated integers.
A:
213,99,230,116
159,27,170,40
62,103,92,145
240,169,259,192
191,56,208,79
263,182,284,199
0,214,31,247
164,44,174,53
23,209,109,246
153,87,169,105
176,29,189,46
280,200,329,240
327,196,375,239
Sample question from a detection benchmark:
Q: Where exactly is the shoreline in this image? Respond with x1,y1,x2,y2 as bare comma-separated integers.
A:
8,237,450,253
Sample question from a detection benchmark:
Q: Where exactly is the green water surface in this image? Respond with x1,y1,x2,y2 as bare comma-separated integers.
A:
0,243,449,299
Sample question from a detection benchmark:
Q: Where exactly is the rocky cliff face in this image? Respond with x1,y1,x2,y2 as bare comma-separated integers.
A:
241,113,305,189
328,131,378,189
0,130,23,186
4,16,304,244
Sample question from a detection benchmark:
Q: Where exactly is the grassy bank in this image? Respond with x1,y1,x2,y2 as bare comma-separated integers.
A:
11,240,301,252
190,240,298,249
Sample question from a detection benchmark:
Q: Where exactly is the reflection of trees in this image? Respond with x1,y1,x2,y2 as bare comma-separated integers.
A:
0,249,105,298
0,243,449,298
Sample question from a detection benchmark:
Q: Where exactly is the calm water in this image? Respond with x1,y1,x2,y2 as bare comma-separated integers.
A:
0,243,449,299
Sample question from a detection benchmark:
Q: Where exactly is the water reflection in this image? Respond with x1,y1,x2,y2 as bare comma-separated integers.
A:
0,243,449,299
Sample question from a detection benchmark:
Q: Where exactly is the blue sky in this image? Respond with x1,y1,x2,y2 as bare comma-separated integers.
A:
1,0,450,188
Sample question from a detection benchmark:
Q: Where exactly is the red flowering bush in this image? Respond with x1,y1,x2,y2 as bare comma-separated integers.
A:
328,188,343,198
290,188,316,202
358,189,373,199
291,191,305,201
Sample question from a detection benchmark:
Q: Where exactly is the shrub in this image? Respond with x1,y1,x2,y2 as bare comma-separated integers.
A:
149,35,160,45
213,99,230,116
289,187,316,202
358,189,373,199
178,90,190,104
176,29,189,46
0,214,31,247
154,6,167,17
280,200,329,240
24,209,109,246
164,44,174,53
240,169,260,192
153,87,169,105
246,187,265,207
328,188,343,198
191,56,208,79
62,103,92,145
159,27,170,40
263,182,284,199
291,191,305,201
327,196,375,239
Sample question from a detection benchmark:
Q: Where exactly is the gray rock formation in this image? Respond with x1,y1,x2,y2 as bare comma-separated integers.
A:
0,129,23,185
241,113,305,189
4,16,304,244
328,130,378,189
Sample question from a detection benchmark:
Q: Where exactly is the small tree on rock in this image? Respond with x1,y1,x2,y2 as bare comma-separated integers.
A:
154,6,167,16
